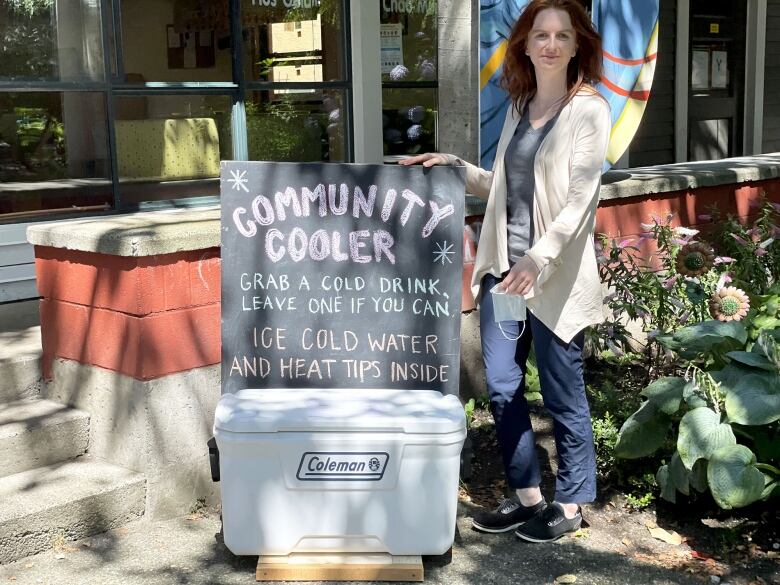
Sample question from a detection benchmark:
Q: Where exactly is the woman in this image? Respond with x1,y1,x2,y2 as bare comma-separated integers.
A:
400,0,610,543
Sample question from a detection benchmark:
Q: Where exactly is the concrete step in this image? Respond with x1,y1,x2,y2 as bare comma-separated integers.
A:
0,324,42,404
0,399,90,478
0,457,146,565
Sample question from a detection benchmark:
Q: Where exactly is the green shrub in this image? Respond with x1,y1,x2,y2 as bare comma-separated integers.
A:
614,320,780,509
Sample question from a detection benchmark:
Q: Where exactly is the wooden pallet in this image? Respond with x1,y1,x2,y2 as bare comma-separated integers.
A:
256,553,424,582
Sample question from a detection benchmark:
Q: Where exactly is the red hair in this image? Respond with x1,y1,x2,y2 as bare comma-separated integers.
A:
501,0,603,109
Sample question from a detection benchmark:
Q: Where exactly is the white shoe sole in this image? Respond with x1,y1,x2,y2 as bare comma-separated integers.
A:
515,520,581,543
471,520,522,533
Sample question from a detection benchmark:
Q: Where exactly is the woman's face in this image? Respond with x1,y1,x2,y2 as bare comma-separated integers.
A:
525,8,578,76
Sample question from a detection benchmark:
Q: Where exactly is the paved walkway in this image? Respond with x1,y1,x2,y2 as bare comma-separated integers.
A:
0,506,704,585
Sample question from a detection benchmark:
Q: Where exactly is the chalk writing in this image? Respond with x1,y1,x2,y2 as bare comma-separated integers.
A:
220,162,465,394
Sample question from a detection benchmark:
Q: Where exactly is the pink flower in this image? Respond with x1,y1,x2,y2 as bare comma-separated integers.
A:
662,275,679,290
756,248,767,257
770,201,780,213
639,232,655,241
730,233,749,246
714,256,735,264
697,214,712,221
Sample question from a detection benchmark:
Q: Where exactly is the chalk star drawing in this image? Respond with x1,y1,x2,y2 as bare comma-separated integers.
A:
227,169,249,192
433,240,455,265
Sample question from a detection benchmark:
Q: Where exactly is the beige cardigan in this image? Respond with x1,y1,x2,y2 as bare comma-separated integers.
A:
448,92,611,343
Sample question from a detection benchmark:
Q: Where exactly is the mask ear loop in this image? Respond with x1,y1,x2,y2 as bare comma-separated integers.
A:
498,319,526,342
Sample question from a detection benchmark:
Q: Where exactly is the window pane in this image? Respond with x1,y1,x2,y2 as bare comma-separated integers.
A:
382,88,436,156
247,89,346,162
379,0,437,82
0,92,112,220
0,0,104,81
242,0,346,83
114,94,232,204
121,0,232,83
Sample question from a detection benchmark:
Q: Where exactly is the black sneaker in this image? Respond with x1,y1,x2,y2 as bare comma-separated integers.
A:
515,502,582,542
471,496,546,533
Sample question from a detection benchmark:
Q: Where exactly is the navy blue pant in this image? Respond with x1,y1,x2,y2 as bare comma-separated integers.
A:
479,273,597,504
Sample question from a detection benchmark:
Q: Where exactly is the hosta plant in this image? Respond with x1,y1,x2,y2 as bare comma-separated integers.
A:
614,320,780,509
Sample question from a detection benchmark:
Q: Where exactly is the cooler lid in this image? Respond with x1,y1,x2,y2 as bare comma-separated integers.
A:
214,388,466,434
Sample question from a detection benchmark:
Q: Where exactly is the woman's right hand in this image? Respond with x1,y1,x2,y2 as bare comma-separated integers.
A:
397,153,451,167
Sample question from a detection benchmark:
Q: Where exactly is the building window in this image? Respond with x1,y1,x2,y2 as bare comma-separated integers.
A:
0,0,105,82
240,0,350,162
380,0,438,157
0,0,352,222
0,91,112,218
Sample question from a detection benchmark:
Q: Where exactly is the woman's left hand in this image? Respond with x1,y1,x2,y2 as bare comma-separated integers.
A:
501,256,540,296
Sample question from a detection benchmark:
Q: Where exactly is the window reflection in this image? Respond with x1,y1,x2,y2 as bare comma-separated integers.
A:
382,88,436,156
242,0,345,83
247,89,346,162
0,0,104,81
0,92,112,219
380,1,438,156
121,0,232,83
114,94,232,204
379,0,437,83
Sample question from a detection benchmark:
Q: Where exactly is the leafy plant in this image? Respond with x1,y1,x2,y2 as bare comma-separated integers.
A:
593,217,724,373
624,473,656,510
708,198,780,295
464,398,475,430
614,320,780,509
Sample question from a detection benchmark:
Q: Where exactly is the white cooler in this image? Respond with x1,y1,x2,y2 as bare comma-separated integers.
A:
214,388,466,557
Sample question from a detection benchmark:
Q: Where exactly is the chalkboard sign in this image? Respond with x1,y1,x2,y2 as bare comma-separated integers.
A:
220,161,465,395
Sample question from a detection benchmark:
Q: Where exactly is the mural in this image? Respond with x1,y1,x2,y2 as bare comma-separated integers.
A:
479,0,660,171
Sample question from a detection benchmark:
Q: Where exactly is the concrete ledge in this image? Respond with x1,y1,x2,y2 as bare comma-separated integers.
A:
27,206,220,257
463,154,780,216
600,154,780,200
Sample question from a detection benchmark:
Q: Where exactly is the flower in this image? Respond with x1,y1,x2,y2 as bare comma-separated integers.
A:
406,105,425,123
417,59,436,80
662,274,680,290
406,124,423,141
697,214,713,221
675,242,715,277
730,233,749,246
709,287,750,322
675,226,700,237
389,64,409,81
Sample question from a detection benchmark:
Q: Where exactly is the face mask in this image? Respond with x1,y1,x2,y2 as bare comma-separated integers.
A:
490,283,527,341
490,283,527,322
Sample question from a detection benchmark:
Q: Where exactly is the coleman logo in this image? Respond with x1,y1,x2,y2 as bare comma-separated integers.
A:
296,452,389,481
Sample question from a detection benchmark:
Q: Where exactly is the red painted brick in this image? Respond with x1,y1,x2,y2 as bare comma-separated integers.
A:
35,247,220,316
40,299,220,380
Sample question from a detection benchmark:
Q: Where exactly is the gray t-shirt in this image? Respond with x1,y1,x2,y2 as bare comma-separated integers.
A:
505,108,559,263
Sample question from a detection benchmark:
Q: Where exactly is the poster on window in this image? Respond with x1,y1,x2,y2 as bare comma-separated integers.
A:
381,23,404,74
692,49,710,90
711,50,728,89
